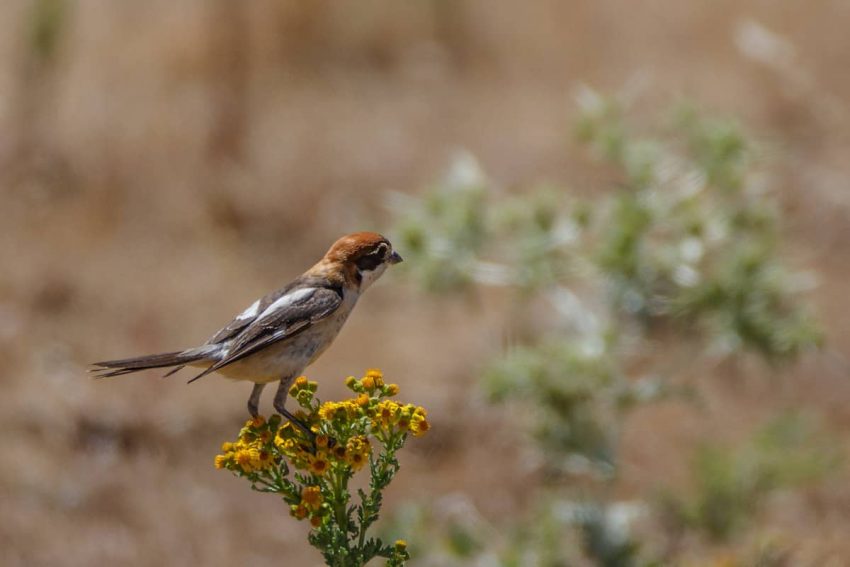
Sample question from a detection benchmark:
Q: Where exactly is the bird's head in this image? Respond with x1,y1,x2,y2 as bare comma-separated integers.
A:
318,232,403,291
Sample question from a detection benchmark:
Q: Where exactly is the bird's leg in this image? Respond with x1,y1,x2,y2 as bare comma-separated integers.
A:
247,382,266,418
274,377,314,439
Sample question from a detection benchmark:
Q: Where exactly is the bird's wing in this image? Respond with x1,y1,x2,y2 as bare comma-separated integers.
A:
204,273,336,345
206,292,279,345
160,285,295,378
187,283,343,383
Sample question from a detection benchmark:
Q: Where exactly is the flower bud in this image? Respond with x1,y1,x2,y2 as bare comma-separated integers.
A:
296,389,313,405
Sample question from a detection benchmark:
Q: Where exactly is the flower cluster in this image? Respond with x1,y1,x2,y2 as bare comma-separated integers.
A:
214,414,277,474
372,399,430,437
215,369,425,566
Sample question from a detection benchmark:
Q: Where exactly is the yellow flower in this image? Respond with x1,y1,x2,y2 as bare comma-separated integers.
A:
221,442,234,453
214,454,228,469
348,452,367,470
345,436,371,471
369,372,385,388
386,383,400,396
373,400,400,428
365,368,383,380
319,400,362,423
356,393,370,407
396,404,418,431
291,504,308,520
361,376,375,391
309,452,330,476
315,435,330,448
295,376,308,388
257,449,273,469
235,449,254,472
410,414,430,437
318,401,338,421
394,540,408,551
345,376,357,389
246,447,262,468
301,485,323,509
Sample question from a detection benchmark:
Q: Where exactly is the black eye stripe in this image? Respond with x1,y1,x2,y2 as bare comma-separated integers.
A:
357,255,384,272
356,253,384,272
354,242,390,272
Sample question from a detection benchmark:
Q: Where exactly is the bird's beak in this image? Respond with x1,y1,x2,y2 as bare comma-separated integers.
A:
388,251,403,265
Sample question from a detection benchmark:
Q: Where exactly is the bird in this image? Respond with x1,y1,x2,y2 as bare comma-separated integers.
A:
92,232,403,430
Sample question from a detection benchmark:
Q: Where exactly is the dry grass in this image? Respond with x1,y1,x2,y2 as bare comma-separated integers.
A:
1,1,850,565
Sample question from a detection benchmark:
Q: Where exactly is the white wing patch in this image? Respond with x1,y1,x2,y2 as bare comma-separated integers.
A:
235,299,261,321
256,287,317,322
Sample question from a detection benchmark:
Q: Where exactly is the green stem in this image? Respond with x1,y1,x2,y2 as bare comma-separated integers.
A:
357,501,368,551
269,463,284,490
251,476,277,491
332,468,353,565
357,433,400,551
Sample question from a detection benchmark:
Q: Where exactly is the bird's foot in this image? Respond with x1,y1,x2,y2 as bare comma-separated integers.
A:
275,405,315,440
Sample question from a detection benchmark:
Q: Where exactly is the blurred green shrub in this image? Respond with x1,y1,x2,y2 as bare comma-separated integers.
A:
385,90,827,565
383,497,648,567
659,412,840,542
29,0,68,63
388,93,821,477
390,90,822,363
499,500,645,567
389,152,582,294
579,94,822,360
379,499,489,564
485,333,667,476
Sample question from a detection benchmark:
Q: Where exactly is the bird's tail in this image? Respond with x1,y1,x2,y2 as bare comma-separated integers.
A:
91,345,216,378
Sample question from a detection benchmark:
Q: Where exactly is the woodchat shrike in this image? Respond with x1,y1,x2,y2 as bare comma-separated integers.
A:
93,232,403,429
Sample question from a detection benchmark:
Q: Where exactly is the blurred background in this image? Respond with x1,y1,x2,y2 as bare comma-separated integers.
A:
2,1,850,565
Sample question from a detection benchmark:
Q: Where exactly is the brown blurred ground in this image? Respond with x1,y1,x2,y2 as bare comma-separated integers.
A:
1,1,850,565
